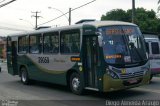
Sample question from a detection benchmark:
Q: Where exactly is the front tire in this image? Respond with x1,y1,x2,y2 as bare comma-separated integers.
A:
21,67,30,85
150,74,153,81
69,73,84,95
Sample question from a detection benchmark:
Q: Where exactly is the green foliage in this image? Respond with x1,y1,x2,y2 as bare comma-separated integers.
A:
101,8,160,34
101,9,129,22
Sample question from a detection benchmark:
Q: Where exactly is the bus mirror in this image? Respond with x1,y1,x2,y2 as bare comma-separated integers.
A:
96,32,103,47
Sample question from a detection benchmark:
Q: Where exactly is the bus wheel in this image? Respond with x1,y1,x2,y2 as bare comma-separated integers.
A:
150,74,153,81
70,73,84,95
21,67,30,85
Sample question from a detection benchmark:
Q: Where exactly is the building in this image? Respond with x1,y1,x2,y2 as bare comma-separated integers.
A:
0,37,6,59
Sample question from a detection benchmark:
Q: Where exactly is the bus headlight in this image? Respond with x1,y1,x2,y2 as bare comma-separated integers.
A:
106,68,119,79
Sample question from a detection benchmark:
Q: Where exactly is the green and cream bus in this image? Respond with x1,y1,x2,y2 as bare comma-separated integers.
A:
7,21,150,94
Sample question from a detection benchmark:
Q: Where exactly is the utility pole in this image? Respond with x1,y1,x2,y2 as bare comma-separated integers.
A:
31,11,41,29
132,0,135,23
38,0,96,26
69,8,71,25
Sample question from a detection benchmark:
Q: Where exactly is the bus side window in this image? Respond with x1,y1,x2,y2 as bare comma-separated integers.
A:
151,42,160,54
18,36,28,54
30,44,39,53
71,33,80,53
61,42,70,53
52,44,59,53
43,43,50,53
43,32,59,54
51,33,59,53
71,42,79,53
145,42,149,54
60,29,80,54
29,34,42,54
43,35,50,53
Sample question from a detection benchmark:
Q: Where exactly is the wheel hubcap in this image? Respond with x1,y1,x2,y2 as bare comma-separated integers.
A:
72,77,80,91
22,71,26,82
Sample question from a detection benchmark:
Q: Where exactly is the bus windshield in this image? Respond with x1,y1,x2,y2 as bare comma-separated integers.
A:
98,25,147,65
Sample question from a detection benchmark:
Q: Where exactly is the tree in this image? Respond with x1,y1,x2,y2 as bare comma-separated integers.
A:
101,9,130,22
101,8,160,34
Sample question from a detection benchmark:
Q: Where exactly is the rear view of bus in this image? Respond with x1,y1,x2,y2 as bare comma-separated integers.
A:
95,22,150,92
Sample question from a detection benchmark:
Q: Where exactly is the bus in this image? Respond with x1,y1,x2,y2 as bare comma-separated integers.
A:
7,21,150,95
144,34,160,80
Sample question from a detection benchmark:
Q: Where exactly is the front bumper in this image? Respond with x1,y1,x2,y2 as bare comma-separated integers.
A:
103,72,150,92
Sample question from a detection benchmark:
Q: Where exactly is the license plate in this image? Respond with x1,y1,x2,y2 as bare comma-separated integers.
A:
128,79,137,84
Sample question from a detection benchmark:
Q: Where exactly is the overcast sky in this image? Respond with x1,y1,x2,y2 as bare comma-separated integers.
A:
0,0,159,36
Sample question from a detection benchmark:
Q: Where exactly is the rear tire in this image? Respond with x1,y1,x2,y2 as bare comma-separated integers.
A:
21,67,30,85
69,72,84,95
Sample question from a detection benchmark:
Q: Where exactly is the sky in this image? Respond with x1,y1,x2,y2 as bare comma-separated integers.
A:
0,0,159,36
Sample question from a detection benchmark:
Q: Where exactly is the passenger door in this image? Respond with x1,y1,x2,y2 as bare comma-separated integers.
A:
7,37,18,75
83,35,98,88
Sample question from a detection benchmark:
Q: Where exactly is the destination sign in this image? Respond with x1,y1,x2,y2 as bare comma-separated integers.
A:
106,29,134,35
106,54,122,59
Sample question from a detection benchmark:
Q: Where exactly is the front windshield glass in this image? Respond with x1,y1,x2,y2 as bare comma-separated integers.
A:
98,25,147,65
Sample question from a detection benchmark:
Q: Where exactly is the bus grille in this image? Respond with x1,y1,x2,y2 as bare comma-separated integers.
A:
119,71,144,79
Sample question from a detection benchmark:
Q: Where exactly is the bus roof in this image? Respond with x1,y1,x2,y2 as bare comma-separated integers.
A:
82,20,137,27
8,21,137,37
143,34,159,42
143,34,159,39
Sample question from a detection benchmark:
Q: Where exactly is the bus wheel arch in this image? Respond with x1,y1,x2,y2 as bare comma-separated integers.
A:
20,66,30,85
67,70,84,95
66,70,77,87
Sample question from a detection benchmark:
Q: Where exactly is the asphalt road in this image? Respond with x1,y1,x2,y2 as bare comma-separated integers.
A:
0,63,160,106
